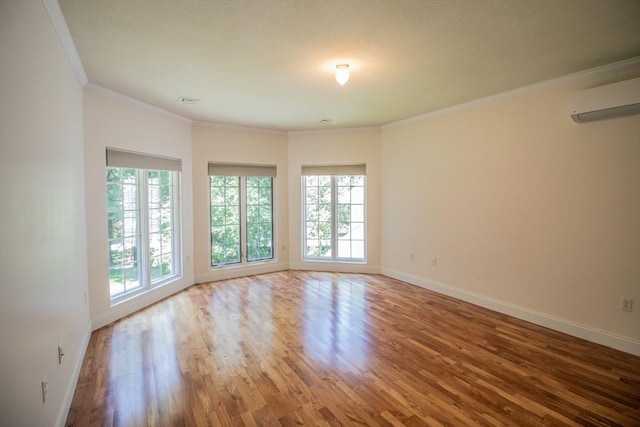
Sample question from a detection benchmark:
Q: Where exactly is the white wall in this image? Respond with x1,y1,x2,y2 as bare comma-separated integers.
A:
83,87,194,330
192,123,289,282
0,1,91,426
380,67,640,354
288,128,381,273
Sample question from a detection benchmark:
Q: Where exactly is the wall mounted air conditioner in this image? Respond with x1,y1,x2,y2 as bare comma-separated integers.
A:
569,77,640,123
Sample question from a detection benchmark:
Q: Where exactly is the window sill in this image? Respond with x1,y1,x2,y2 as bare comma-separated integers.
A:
302,258,367,264
210,258,277,271
110,274,182,307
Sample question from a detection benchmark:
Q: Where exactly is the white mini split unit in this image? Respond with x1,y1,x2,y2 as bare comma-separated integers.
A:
569,77,640,123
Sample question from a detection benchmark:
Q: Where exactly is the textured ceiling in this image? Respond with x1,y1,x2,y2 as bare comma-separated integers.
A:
58,0,640,131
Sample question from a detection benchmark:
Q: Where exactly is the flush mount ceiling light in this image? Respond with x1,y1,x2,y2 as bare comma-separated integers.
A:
335,64,350,85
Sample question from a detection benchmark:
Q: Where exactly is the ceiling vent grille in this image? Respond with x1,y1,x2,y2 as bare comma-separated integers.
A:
178,97,200,105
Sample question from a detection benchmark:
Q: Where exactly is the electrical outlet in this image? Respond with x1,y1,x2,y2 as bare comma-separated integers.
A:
409,253,415,261
620,297,633,312
41,375,48,403
432,257,438,267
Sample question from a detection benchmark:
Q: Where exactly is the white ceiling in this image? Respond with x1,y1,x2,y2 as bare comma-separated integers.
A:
58,0,640,131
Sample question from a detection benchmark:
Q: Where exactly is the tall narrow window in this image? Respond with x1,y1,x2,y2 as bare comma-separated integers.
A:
106,148,181,302
302,164,366,261
210,176,241,264
209,163,276,267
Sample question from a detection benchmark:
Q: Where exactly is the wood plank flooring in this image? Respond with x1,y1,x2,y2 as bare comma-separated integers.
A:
66,271,640,426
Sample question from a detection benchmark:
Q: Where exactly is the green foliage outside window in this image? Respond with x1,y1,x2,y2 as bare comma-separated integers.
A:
210,175,274,266
246,176,273,261
304,175,365,260
210,176,241,265
107,167,176,299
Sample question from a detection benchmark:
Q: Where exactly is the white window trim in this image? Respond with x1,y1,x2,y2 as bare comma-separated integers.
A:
209,175,277,269
108,168,182,305
302,175,367,263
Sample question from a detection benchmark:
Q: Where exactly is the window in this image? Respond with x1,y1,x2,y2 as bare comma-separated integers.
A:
209,163,276,267
302,164,366,261
106,148,181,302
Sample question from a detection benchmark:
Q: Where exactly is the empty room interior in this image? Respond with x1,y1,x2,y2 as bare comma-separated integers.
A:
1,0,640,425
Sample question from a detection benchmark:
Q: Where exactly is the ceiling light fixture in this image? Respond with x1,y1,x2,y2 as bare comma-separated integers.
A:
335,64,350,86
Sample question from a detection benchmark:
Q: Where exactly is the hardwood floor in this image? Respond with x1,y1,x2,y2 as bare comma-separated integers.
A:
66,271,640,426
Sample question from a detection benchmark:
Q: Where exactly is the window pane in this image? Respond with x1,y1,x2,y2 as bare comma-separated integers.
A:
337,185,351,204
107,165,180,302
337,176,350,186
148,169,175,284
337,175,365,260
337,240,351,258
108,241,123,268
351,241,365,259
317,222,331,239
150,256,163,281
123,263,141,293
247,177,273,262
107,212,123,239
302,174,365,261
351,186,364,204
210,175,241,265
210,206,224,226
148,209,160,233
106,184,123,211
306,187,318,205
319,185,331,204
109,267,124,297
337,204,350,223
351,205,364,222
149,232,160,256
318,204,331,222
161,233,173,255
306,204,319,222
161,254,173,276
304,176,332,258
106,167,141,298
106,168,122,183
306,222,318,239
259,186,271,204
351,223,365,240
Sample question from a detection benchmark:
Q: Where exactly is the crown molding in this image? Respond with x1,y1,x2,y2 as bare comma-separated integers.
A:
288,126,380,137
85,82,192,125
192,121,287,136
42,0,88,87
382,56,640,130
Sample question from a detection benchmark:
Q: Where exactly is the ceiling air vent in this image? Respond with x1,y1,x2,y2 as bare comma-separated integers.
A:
178,97,200,105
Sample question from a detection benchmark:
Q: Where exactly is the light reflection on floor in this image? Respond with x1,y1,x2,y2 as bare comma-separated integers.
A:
303,275,370,373
109,300,182,424
208,278,275,371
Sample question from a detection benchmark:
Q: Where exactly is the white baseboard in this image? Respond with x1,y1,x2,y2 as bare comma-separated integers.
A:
381,268,640,356
195,262,289,284
289,262,380,274
56,322,92,427
91,277,194,330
